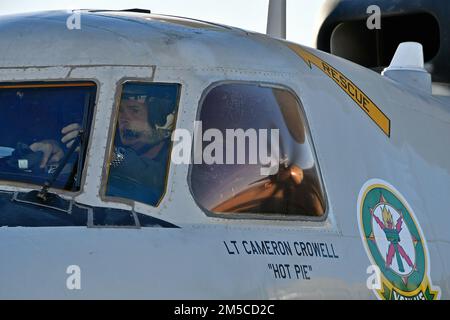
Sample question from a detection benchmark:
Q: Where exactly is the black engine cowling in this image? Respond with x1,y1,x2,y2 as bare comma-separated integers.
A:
315,0,449,87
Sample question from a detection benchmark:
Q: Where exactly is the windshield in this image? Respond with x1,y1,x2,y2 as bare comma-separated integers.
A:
105,82,180,206
0,82,96,190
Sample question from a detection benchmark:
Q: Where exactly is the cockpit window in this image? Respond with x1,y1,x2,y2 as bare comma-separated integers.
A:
190,83,326,218
0,82,96,191
105,82,180,207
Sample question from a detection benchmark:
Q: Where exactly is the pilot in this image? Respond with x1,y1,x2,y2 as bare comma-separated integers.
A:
32,87,175,205
105,90,175,205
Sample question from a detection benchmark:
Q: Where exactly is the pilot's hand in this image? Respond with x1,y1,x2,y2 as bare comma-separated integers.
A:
61,123,81,149
30,140,64,169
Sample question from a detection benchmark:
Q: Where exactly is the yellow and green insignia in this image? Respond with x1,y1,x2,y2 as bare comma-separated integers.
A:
358,180,441,300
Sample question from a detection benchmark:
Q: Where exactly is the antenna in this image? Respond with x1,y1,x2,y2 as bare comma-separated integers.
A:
382,42,432,94
267,0,286,39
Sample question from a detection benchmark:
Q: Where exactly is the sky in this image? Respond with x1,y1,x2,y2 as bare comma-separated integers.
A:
0,0,326,46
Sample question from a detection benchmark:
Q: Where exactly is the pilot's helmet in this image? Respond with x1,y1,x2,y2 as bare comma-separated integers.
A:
121,85,176,135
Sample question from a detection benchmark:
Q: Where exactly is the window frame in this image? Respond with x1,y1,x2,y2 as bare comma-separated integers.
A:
188,80,329,222
100,79,182,208
0,80,99,196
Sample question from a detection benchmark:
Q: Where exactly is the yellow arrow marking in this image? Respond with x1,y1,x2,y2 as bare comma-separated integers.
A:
285,43,391,137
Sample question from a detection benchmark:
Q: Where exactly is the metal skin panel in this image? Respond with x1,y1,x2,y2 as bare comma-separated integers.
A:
0,11,448,299
0,227,352,299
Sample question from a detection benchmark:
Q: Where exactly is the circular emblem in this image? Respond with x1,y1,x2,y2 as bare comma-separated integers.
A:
358,180,440,300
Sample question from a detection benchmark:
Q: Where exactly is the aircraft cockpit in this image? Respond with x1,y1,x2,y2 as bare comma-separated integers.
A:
0,81,181,207
0,10,329,228
0,77,327,224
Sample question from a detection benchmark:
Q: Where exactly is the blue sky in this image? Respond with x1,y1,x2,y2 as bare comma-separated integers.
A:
0,0,326,46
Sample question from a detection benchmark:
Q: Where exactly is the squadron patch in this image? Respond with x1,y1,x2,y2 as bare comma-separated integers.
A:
357,180,440,300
